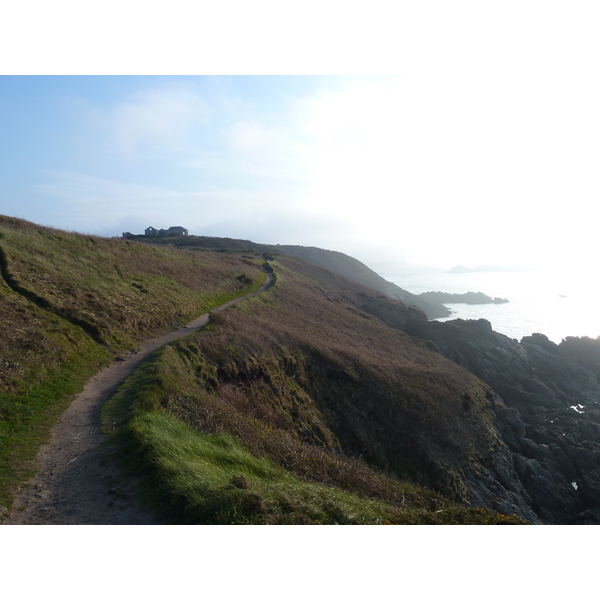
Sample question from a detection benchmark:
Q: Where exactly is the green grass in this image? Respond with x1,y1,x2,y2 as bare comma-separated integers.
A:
0,215,267,510
0,216,266,348
162,256,503,501
125,410,413,524
102,292,528,524
1,216,530,523
105,376,526,524
0,325,111,508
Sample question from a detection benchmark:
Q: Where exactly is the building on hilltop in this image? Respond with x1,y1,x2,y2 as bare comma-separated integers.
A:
164,226,188,236
144,226,189,237
122,226,189,238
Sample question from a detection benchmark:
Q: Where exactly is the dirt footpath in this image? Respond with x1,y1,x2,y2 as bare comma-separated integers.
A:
3,273,274,525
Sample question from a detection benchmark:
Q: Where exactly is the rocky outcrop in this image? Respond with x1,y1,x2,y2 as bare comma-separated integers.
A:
404,318,600,524
558,336,600,382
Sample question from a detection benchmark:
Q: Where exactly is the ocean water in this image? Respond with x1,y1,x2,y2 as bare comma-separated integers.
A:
372,264,600,344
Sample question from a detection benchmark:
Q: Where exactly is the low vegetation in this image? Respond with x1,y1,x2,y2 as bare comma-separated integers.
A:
103,254,527,524
0,217,265,348
1,216,529,523
0,216,266,508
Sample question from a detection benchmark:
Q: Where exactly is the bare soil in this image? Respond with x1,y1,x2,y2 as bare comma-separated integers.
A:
2,274,274,525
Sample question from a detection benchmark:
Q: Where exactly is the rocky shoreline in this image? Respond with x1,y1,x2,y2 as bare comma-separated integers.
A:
101,236,600,523
405,317,600,524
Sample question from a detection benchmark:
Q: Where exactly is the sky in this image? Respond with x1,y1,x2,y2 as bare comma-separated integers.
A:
2,3,600,271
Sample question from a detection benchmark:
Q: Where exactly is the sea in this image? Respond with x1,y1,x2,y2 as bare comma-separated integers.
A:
371,264,600,345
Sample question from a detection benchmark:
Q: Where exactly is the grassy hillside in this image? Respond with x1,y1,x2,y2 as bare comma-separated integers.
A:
130,233,451,318
103,253,526,524
272,244,450,318
0,216,266,509
1,217,529,523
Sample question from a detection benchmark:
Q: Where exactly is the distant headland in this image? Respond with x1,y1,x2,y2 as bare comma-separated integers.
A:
418,291,509,305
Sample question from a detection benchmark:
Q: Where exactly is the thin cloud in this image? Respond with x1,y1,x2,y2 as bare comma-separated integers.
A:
110,87,209,157
15,68,600,269
33,170,303,236
34,170,209,230
190,117,308,183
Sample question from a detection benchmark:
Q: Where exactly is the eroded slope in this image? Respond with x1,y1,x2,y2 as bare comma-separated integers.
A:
106,254,531,523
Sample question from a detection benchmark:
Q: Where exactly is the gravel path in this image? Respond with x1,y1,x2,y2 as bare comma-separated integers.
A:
3,273,274,525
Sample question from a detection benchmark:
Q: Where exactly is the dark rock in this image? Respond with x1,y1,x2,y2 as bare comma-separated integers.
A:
418,291,509,305
578,509,600,523
522,333,560,355
403,316,600,524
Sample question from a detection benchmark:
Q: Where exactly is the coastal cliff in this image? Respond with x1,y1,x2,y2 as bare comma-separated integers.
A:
404,319,600,523
99,232,600,523
131,235,454,319
271,245,452,318
3,216,599,524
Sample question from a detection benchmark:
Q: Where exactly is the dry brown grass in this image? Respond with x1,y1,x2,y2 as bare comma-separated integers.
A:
0,216,524,522
0,216,264,349
0,216,266,507
158,255,502,504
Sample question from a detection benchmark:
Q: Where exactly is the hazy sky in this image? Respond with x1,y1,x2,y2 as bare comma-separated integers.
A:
2,5,600,270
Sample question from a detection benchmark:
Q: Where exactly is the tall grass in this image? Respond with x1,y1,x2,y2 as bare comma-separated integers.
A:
126,410,420,524
0,216,265,348
1,217,529,523
103,255,528,524
171,256,502,501
0,216,266,509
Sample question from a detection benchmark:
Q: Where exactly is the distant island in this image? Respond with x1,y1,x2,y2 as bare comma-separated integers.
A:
448,264,527,273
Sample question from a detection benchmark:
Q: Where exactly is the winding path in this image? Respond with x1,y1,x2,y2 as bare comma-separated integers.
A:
3,272,275,525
